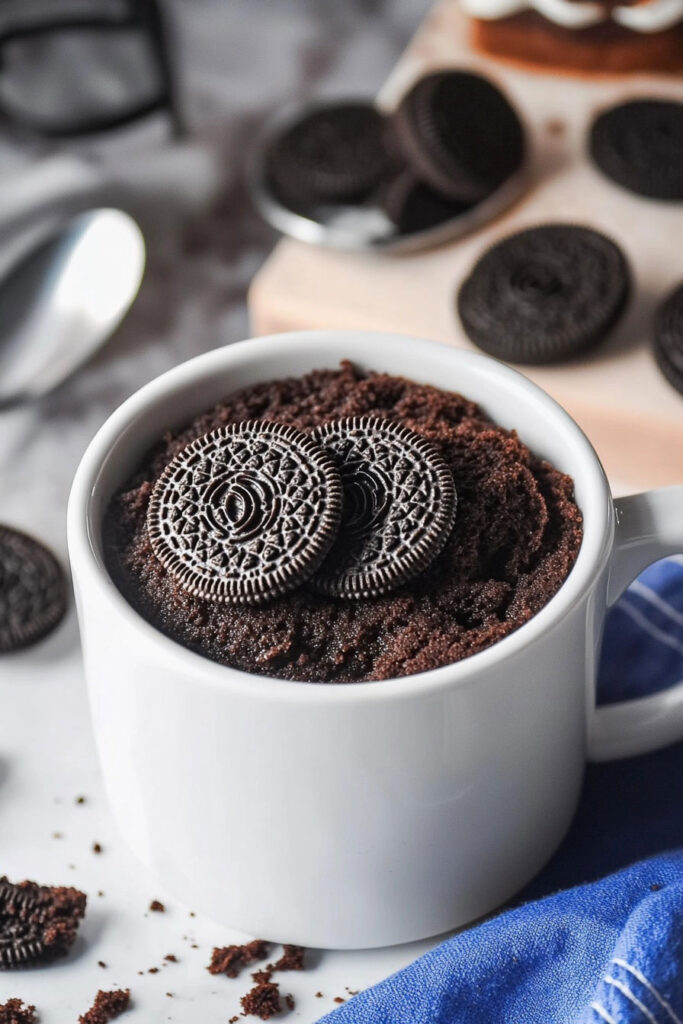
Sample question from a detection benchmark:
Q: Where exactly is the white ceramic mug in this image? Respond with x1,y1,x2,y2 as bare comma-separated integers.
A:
68,331,683,950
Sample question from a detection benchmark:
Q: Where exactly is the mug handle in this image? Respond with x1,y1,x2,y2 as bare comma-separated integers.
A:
588,486,683,762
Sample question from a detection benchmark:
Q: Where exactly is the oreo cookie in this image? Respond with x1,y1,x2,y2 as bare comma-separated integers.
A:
381,170,471,234
654,283,683,395
266,102,396,212
0,526,67,653
0,876,86,968
147,420,342,605
392,70,525,204
457,224,630,364
310,417,456,600
590,99,683,201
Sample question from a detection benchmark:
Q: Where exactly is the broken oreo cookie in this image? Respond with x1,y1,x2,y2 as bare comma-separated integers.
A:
0,876,86,968
0,526,67,653
266,102,396,212
392,70,525,204
457,224,630,364
654,283,683,395
590,99,683,202
310,417,456,600
147,420,342,605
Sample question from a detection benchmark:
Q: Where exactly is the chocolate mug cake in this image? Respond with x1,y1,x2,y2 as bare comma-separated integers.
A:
104,361,582,683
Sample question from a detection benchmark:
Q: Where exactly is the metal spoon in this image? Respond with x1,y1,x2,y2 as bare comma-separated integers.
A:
0,208,145,409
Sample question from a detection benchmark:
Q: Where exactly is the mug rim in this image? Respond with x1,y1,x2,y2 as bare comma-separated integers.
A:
67,330,614,704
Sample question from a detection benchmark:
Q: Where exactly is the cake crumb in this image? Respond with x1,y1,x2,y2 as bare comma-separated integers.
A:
240,981,281,1020
251,969,272,985
92,843,102,854
98,961,107,969
148,967,159,974
164,954,178,963
76,795,86,805
208,940,269,978
149,900,165,913
78,989,130,1024
0,999,37,1024
315,992,323,998
285,993,295,1011
271,945,305,972
334,996,345,1004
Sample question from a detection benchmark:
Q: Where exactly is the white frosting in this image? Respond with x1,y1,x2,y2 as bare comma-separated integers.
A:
613,0,683,32
462,0,683,31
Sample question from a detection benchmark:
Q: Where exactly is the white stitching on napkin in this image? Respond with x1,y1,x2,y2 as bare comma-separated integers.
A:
618,601,683,657
612,959,683,1024
591,1001,618,1024
630,581,683,629
604,974,660,1024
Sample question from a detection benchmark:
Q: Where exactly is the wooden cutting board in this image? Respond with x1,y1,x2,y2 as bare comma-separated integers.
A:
248,0,683,493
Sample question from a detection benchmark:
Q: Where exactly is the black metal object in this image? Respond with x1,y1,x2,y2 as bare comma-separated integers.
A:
0,0,182,138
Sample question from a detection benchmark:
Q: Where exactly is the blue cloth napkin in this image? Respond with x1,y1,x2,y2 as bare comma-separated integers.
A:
319,558,683,1024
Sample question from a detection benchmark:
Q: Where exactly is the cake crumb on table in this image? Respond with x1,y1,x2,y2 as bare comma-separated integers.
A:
270,944,306,972
148,900,165,912
0,999,37,1024
0,876,87,968
78,989,130,1024
240,980,281,1020
208,940,269,978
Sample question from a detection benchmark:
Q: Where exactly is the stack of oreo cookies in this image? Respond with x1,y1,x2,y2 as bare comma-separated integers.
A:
264,69,526,236
147,417,457,605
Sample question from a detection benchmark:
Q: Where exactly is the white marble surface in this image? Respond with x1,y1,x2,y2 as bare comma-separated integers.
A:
0,2,445,1020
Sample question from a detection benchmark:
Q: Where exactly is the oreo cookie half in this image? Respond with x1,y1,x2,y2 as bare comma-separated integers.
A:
392,70,525,203
310,417,456,600
0,876,87,968
0,526,67,653
654,283,683,395
590,99,683,201
265,102,396,212
457,224,630,364
147,420,342,605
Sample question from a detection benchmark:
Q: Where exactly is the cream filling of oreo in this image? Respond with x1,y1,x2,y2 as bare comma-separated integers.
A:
462,0,683,30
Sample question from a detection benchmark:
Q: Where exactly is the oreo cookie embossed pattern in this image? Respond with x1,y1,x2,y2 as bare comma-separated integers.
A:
147,421,342,604
311,417,456,599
